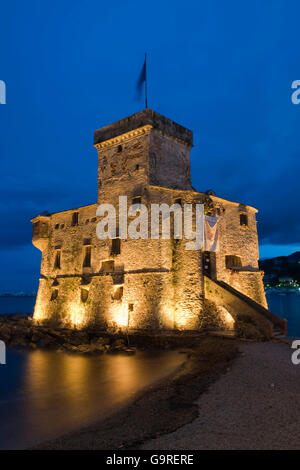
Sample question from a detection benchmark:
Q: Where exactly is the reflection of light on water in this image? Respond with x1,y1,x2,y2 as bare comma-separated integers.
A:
18,349,185,448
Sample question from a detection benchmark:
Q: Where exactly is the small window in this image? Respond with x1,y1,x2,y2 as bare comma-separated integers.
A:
128,303,134,312
91,217,97,223
83,246,91,268
85,219,90,224
132,196,142,205
50,289,58,301
101,260,114,272
81,288,89,303
54,224,59,230
112,286,123,300
71,212,79,226
216,207,221,216
54,250,61,269
117,145,123,153
240,213,248,226
225,255,242,269
135,164,139,170
111,238,121,255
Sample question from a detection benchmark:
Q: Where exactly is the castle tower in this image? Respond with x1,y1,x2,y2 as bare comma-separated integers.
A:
31,108,283,337
94,109,193,205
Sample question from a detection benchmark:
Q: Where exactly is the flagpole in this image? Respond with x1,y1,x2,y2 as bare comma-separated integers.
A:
145,52,148,109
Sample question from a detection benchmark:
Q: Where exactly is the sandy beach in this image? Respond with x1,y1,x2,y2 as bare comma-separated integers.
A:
142,340,300,450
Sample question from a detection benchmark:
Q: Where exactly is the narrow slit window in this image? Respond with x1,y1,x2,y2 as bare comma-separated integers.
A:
240,213,248,226
50,289,58,301
71,212,79,226
54,250,61,269
111,238,121,255
83,246,91,267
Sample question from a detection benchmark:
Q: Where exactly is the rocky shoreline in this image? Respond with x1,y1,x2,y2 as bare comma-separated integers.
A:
0,311,270,357
0,314,136,355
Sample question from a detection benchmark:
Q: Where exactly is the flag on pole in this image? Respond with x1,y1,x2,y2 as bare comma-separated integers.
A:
136,54,148,108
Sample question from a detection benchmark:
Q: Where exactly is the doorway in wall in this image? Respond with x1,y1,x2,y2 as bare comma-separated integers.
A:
202,251,216,278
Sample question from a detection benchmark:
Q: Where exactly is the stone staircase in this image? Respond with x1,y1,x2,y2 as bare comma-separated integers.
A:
204,276,287,338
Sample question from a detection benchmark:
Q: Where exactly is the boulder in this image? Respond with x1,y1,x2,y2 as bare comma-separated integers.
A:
0,324,11,342
90,337,110,351
76,344,96,354
122,348,136,355
235,321,265,341
93,336,110,345
111,338,127,348
31,331,45,343
11,337,28,347
62,343,79,352
36,334,57,348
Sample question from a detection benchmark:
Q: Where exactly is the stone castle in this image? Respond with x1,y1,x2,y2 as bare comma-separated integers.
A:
32,109,286,336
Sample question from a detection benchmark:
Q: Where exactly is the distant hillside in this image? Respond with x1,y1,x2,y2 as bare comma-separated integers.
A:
259,252,300,285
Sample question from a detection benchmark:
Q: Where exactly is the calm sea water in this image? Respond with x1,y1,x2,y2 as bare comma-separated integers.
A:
0,348,184,449
266,292,300,337
0,296,36,315
0,296,185,449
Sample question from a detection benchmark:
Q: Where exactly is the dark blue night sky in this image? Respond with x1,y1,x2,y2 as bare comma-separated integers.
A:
0,0,300,292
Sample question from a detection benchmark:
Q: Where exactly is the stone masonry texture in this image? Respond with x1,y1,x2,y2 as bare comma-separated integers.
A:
31,109,270,334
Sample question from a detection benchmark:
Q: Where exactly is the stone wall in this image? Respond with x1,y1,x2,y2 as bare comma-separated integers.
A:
32,109,270,334
204,276,273,337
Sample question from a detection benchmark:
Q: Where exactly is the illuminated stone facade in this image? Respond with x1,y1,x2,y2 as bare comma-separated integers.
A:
32,109,270,333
